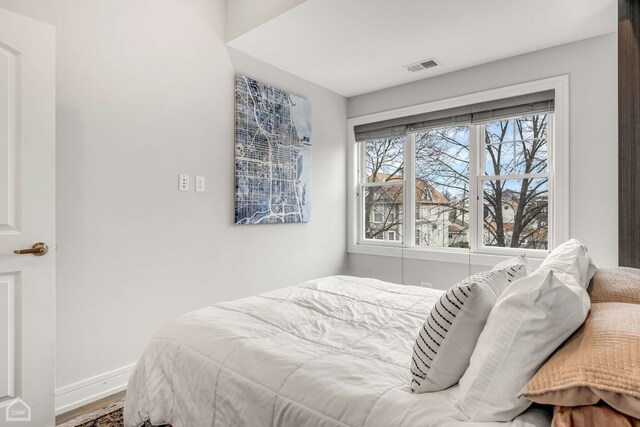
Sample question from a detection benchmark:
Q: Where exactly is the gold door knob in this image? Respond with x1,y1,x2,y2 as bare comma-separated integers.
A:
14,242,48,256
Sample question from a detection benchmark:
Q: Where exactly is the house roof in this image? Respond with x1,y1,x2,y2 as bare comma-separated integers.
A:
448,224,466,233
416,179,449,204
369,173,449,205
488,221,515,231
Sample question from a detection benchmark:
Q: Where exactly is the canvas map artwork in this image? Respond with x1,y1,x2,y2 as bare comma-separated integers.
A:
234,74,312,224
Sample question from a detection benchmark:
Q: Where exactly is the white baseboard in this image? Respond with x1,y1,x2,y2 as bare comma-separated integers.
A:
55,363,136,415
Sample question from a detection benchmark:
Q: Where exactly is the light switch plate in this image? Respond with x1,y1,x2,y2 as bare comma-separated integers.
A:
179,174,190,192
420,282,433,288
196,176,205,192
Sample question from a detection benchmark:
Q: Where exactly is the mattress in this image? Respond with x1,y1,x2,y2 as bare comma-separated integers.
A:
124,276,551,427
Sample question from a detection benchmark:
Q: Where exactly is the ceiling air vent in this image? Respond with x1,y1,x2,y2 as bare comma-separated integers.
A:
405,58,439,72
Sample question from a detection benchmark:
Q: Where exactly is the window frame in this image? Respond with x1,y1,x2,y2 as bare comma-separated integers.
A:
347,76,569,265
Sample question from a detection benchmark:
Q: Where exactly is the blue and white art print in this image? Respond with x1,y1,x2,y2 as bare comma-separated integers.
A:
234,75,312,224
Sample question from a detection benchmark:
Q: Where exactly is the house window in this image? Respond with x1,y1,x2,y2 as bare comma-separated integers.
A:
349,78,568,260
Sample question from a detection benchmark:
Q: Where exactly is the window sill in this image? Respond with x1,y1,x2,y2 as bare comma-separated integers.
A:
348,243,547,267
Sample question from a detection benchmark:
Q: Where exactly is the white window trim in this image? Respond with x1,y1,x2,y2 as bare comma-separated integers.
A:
347,76,569,265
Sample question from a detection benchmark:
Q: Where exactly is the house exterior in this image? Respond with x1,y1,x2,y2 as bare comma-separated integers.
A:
367,177,547,250
415,179,461,247
366,176,464,247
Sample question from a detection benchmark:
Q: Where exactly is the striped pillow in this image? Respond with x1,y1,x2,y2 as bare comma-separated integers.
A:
493,255,529,284
410,255,528,393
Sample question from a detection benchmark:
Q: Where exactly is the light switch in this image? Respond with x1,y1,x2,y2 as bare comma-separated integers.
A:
179,174,190,192
196,176,205,192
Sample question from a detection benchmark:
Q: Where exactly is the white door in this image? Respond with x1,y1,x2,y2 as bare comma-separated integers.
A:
0,8,55,427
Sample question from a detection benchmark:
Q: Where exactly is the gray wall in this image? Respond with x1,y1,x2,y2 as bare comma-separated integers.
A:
0,0,347,395
348,34,618,289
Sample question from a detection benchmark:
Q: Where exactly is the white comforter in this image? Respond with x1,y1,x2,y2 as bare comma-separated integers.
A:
124,276,551,427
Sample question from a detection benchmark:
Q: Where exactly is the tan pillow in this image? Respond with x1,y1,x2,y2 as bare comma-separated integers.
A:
552,403,640,427
589,267,640,304
521,303,640,418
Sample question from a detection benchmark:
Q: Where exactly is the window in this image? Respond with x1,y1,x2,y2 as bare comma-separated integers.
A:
357,115,550,251
415,126,469,248
362,136,404,243
481,116,549,250
349,78,568,260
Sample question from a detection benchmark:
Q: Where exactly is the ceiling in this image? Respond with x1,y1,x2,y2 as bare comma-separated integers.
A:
227,0,617,97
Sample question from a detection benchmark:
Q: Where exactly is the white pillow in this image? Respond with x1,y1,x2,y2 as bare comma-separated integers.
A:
538,239,597,289
451,240,596,421
410,256,528,393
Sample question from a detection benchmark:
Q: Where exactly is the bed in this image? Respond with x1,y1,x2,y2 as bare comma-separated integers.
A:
124,276,551,427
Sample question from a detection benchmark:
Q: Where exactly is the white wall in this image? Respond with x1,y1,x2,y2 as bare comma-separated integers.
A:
0,0,347,411
226,0,305,41
348,34,618,289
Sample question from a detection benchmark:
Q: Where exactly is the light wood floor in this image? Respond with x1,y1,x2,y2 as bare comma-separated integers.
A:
55,390,126,425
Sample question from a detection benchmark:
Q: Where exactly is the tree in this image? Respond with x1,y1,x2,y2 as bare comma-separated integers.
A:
363,137,404,239
483,115,549,249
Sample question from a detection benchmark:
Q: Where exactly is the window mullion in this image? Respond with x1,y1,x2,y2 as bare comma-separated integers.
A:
361,181,407,188
358,141,365,241
404,133,416,248
481,173,549,181
476,124,488,252
547,116,555,249
359,140,365,185
468,124,480,253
